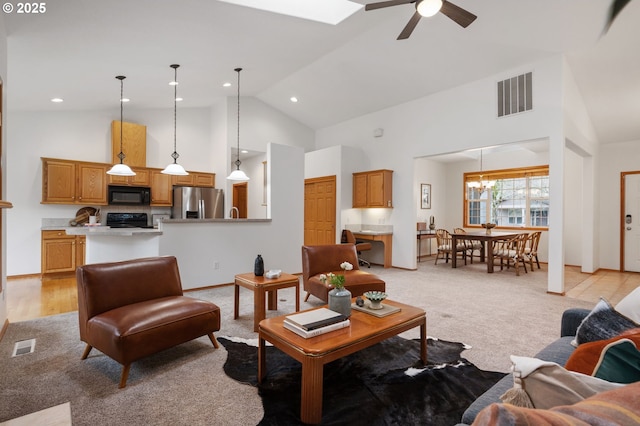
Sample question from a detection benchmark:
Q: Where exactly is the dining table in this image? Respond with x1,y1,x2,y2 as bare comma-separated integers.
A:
450,230,522,273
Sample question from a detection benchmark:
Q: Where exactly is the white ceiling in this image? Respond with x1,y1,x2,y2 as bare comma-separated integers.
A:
4,0,639,144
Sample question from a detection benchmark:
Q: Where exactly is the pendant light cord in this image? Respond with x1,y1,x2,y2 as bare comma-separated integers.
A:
116,75,126,163
171,64,179,163
235,67,242,169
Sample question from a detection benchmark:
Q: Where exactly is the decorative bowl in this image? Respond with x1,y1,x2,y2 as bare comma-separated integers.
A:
363,291,388,303
481,223,496,229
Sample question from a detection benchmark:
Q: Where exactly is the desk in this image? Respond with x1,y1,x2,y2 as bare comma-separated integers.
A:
451,231,520,273
234,272,300,332
258,299,426,424
352,232,393,268
417,231,436,261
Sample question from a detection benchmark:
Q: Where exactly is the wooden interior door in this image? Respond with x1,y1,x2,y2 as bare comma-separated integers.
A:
304,176,336,245
233,182,248,218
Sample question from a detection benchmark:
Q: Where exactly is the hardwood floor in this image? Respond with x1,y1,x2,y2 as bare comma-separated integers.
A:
4,267,639,323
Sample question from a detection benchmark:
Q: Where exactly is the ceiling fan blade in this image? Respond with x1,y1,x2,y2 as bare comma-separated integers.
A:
440,0,477,28
365,0,414,11
397,11,422,40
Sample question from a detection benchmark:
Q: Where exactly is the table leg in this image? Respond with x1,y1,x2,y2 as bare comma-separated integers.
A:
420,319,427,364
451,235,458,268
267,290,278,310
295,282,300,312
254,289,266,332
300,357,324,425
487,243,494,273
480,241,486,263
257,336,266,384
233,283,240,319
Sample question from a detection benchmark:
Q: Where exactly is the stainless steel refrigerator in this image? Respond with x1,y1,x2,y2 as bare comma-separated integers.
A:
172,186,224,219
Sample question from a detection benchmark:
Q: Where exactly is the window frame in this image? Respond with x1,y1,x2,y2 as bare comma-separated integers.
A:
463,165,549,231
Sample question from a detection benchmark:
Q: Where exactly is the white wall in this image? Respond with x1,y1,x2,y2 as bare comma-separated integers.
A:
0,16,8,324
159,143,304,289
598,139,640,269
316,55,567,271
6,98,313,276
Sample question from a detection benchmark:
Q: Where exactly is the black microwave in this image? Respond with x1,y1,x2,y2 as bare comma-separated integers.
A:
108,185,151,205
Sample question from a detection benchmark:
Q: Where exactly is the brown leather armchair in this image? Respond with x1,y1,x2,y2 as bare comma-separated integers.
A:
76,256,221,388
301,244,385,302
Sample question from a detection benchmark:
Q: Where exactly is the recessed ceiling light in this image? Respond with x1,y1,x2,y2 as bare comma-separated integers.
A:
223,82,232,87
51,98,64,103
121,98,130,103
175,97,183,102
241,149,249,154
290,96,298,103
169,81,179,86
218,0,362,25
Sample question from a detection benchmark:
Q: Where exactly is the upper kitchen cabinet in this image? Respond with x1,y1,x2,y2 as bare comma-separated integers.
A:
149,168,173,206
352,169,393,208
172,172,215,188
111,121,146,167
42,158,108,205
108,167,150,187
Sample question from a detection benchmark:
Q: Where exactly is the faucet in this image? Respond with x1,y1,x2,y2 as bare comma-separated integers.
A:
230,207,239,219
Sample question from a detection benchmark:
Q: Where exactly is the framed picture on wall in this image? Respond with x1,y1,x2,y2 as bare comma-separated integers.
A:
421,184,431,209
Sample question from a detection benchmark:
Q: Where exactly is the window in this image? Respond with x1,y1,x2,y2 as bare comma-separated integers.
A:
464,165,549,229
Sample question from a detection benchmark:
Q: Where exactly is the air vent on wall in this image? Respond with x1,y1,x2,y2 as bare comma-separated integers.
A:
497,72,532,117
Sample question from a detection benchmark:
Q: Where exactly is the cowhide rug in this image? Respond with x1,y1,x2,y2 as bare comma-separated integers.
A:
219,336,505,425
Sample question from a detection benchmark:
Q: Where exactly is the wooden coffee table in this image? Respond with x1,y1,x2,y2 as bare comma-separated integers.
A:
234,272,300,332
258,299,426,424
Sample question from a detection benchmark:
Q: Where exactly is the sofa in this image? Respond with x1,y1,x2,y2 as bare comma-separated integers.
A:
76,256,221,388
301,244,385,302
461,292,640,425
460,308,590,424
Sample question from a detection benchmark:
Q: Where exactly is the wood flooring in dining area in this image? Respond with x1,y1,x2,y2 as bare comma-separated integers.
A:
3,267,639,323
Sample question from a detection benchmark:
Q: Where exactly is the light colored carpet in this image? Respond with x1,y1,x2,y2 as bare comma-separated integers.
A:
0,258,595,424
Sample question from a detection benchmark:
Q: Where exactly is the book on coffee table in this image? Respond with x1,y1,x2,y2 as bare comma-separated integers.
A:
351,302,401,317
283,318,351,338
285,308,347,331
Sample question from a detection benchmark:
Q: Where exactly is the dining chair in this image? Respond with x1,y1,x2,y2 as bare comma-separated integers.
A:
453,228,483,264
492,233,528,276
524,231,542,270
435,229,467,265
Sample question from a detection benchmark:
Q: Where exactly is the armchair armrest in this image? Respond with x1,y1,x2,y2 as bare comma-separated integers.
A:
560,308,590,337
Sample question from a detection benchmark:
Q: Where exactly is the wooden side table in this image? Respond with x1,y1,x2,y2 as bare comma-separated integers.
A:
234,272,300,332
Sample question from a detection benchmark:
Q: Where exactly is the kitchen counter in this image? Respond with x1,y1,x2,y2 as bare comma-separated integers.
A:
64,226,162,236
163,218,271,224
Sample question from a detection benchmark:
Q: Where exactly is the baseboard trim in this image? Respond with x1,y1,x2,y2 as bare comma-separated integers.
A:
7,273,42,280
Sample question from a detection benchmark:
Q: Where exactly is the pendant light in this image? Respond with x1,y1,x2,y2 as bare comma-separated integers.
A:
227,67,250,181
467,149,495,191
107,76,136,176
162,64,188,176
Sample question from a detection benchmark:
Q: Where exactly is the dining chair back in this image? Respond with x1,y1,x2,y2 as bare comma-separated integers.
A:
524,231,542,270
492,233,528,276
435,229,467,265
453,227,483,263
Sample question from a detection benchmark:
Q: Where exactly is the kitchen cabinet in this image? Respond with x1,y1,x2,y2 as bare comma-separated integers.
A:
172,172,215,188
108,167,151,186
352,169,393,208
149,168,173,206
111,120,146,167
41,230,85,277
42,158,108,205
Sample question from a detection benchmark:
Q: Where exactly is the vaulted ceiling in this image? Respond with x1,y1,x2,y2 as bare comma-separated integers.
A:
4,0,639,144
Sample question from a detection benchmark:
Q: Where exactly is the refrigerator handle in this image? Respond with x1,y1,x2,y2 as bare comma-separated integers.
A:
200,199,205,219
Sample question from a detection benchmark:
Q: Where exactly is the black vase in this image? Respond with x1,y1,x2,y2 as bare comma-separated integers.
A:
254,254,264,276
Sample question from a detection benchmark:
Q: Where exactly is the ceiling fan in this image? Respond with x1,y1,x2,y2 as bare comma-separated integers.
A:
365,0,477,40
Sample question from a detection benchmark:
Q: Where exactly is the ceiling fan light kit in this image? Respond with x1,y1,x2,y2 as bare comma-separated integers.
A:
365,0,476,40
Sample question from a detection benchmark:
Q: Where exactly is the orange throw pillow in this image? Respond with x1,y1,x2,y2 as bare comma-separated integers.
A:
565,327,640,375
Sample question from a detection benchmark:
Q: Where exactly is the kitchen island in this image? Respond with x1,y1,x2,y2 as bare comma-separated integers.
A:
65,226,162,265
